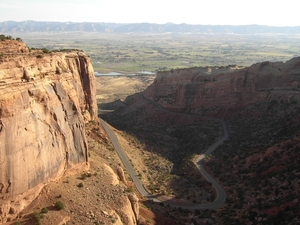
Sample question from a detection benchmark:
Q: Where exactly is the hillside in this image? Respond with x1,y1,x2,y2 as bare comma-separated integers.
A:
1,21,300,34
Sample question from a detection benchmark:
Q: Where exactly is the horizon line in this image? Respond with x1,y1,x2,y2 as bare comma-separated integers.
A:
1,20,300,28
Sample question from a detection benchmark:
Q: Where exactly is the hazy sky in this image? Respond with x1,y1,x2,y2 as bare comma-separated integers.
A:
0,0,299,26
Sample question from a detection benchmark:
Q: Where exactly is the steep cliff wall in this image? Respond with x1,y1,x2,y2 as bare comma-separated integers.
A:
0,40,97,222
144,58,300,116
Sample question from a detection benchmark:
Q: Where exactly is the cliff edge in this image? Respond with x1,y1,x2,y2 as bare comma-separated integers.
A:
144,59,300,116
0,40,97,222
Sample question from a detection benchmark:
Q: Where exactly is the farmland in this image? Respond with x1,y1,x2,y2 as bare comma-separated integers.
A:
20,33,300,74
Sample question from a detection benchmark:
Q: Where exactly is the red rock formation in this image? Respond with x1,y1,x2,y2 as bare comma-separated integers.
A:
0,40,97,222
144,58,300,116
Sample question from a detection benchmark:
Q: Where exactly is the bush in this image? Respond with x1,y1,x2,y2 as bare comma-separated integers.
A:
78,182,84,188
55,201,65,210
33,212,42,225
0,34,14,41
41,48,50,54
127,186,133,192
81,173,87,180
41,207,48,214
87,172,92,177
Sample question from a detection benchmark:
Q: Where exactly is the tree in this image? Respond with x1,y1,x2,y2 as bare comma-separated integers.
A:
0,34,6,40
0,34,16,41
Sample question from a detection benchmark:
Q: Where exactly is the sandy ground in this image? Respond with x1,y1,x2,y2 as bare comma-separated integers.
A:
96,75,155,103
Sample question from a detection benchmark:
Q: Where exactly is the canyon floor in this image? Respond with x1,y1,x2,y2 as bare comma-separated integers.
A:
95,75,155,104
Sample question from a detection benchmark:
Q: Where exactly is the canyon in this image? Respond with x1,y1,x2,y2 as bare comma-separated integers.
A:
101,58,300,224
1,37,299,224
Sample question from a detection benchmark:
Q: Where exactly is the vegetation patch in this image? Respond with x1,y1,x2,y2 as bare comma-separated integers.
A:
54,201,65,210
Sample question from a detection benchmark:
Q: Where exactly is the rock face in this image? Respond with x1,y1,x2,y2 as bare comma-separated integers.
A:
116,166,127,184
115,195,139,225
0,40,97,222
144,58,300,116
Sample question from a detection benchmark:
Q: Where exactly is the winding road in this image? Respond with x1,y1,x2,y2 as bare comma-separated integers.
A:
100,97,229,209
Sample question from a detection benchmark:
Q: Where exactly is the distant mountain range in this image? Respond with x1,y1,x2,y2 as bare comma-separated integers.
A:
1,21,300,34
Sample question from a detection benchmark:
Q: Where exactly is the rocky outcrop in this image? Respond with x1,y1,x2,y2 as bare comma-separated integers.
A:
144,58,300,116
0,40,97,222
115,195,139,225
0,40,29,54
116,165,127,184
103,164,119,185
128,194,139,221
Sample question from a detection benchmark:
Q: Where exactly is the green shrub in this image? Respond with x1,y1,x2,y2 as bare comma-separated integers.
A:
0,34,14,41
41,48,49,54
55,201,65,210
41,207,48,214
81,173,87,180
127,186,133,192
87,172,92,177
33,211,42,225
78,182,84,188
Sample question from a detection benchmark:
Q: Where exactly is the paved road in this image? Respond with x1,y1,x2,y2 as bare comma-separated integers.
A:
100,98,228,209
100,120,152,198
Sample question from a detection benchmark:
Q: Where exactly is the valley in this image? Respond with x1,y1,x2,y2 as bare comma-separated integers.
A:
1,33,299,225
19,33,300,74
100,100,228,209
99,60,300,224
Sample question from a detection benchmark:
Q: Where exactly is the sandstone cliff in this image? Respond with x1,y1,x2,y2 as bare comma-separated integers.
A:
0,40,97,222
144,58,300,116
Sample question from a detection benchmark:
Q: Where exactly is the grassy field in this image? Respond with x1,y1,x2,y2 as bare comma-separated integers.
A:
20,33,300,73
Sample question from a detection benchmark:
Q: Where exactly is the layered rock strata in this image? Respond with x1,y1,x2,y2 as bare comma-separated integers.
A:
0,40,97,222
144,58,300,115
